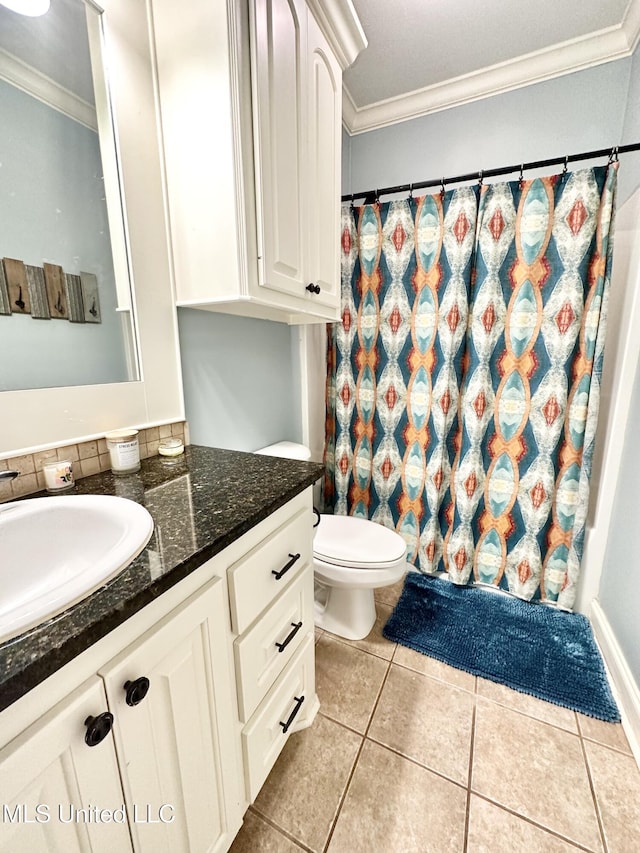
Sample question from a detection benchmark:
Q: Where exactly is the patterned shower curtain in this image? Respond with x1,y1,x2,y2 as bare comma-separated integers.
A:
324,165,617,609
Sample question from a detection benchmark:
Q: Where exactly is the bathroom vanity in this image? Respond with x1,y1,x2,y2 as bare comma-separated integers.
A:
0,446,323,852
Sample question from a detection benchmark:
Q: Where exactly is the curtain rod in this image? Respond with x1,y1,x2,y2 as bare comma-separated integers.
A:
341,141,640,203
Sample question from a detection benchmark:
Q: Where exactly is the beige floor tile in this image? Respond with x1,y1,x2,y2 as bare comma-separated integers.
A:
577,714,632,753
467,796,584,852
253,714,361,852
374,575,406,608
315,634,389,733
368,663,474,784
476,677,578,732
584,739,640,852
327,739,466,853
229,810,304,852
472,699,602,851
327,603,396,660
393,642,476,692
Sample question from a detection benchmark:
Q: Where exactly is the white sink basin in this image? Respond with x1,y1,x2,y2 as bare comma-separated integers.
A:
0,494,154,644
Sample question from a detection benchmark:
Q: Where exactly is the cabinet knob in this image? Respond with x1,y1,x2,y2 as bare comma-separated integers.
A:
84,712,114,747
305,283,321,294
124,676,151,707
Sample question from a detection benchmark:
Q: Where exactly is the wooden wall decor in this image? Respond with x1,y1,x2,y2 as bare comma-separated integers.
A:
64,273,85,323
44,262,68,319
26,265,51,319
0,257,101,325
81,272,101,323
3,258,31,314
0,262,10,315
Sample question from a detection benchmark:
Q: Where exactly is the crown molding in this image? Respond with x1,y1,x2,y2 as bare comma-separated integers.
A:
307,0,367,70
343,1,640,135
341,84,357,132
626,0,640,51
0,48,97,132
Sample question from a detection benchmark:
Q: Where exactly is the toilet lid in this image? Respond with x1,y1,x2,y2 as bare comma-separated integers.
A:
314,515,407,568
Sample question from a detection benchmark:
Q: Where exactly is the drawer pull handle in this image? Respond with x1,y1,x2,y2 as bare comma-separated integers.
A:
279,695,305,734
84,712,114,747
275,621,303,653
272,553,300,580
124,676,151,707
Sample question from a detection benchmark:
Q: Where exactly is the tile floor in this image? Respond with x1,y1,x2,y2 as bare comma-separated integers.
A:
230,579,640,853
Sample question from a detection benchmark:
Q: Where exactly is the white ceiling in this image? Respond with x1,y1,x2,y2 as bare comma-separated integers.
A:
343,0,640,134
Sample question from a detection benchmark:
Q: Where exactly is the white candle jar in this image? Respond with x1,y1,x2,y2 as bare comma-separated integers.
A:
105,429,141,474
43,460,74,493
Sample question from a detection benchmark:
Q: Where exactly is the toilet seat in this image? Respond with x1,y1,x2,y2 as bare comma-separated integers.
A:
313,514,407,569
313,514,407,589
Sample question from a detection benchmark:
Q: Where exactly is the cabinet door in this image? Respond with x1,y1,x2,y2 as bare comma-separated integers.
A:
0,678,131,853
251,0,308,299
100,579,242,853
306,12,342,309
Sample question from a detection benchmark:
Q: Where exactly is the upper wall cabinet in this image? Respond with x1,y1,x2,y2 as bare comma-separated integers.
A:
151,0,365,325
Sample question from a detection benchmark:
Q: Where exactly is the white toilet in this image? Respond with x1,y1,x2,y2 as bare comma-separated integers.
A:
256,442,408,640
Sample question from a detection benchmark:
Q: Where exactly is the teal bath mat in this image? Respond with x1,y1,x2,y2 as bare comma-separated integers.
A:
383,573,620,722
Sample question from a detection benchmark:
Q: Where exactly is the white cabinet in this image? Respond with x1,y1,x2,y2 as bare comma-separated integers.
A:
226,493,319,801
100,580,240,853
0,579,242,853
251,0,308,301
0,678,131,853
305,11,343,310
242,635,315,800
251,0,342,311
0,489,318,852
151,0,362,325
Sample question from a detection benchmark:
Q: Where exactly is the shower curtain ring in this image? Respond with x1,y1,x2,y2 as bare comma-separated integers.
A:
375,189,380,203
350,193,355,211
408,183,414,200
609,146,619,163
518,164,524,188
563,155,569,175
440,177,445,199
478,170,484,187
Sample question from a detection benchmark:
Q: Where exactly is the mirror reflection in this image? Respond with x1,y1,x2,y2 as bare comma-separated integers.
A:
0,0,139,392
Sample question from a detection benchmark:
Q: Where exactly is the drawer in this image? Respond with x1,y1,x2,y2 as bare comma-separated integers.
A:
242,635,315,801
234,569,313,722
228,505,311,634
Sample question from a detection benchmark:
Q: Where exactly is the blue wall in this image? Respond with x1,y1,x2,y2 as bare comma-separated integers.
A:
0,80,129,391
343,60,631,199
598,359,640,682
178,308,300,451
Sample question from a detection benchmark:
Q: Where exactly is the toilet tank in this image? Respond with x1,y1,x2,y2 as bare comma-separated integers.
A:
254,441,312,461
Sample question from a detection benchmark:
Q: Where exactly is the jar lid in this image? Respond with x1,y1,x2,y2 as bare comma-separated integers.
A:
105,429,139,441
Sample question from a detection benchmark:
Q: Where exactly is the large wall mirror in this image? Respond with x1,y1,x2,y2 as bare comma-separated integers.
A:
0,0,183,455
0,0,139,392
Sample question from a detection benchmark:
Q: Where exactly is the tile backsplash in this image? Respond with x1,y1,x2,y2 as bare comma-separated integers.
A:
0,421,189,502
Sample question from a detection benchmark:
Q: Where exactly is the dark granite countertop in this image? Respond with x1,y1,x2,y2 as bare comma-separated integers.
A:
0,445,324,713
